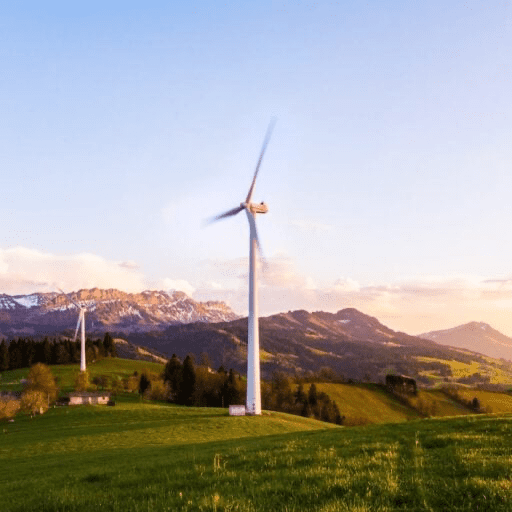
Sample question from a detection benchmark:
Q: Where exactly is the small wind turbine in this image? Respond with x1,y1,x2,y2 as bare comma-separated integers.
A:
209,120,275,415
59,289,87,372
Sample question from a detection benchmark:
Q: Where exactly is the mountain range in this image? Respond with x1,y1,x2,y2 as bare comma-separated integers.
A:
2,288,511,385
125,308,512,385
0,288,238,336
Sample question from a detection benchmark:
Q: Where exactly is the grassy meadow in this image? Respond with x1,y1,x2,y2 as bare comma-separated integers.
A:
1,397,512,511
0,358,165,393
314,383,420,425
414,356,512,385
3,361,512,510
456,388,512,414
314,383,512,423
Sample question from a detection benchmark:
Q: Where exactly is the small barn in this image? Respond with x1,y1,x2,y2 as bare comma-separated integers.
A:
68,392,111,405
386,374,417,396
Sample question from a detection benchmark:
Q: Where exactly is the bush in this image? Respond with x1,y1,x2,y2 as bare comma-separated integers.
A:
20,390,48,416
144,379,169,401
92,375,110,390
124,375,139,393
25,363,58,404
0,399,20,420
74,370,90,392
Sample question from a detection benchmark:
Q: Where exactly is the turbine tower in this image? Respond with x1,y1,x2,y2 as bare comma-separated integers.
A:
209,120,275,415
59,290,87,372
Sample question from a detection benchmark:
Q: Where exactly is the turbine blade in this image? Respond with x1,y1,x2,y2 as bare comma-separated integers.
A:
73,315,81,343
207,205,244,224
245,118,276,203
58,288,81,309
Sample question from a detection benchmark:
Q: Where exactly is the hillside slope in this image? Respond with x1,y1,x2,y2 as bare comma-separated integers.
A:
126,308,512,384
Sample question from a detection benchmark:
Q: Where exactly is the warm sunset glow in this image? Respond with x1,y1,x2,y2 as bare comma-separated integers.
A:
2,2,511,336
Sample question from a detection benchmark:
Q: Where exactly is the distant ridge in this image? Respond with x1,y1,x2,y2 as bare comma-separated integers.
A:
126,308,512,384
420,322,512,362
0,288,239,336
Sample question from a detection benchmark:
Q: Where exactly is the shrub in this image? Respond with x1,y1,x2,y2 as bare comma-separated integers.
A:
124,375,139,393
144,379,169,401
20,390,48,416
25,363,58,404
92,375,110,390
0,399,20,420
74,370,90,392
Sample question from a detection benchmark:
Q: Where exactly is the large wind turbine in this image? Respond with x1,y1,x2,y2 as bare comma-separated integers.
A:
59,290,87,372
209,120,275,415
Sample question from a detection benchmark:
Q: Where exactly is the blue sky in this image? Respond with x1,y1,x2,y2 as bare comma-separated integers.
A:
1,1,512,335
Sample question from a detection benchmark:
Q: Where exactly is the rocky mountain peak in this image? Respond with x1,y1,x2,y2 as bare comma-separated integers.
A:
0,288,239,336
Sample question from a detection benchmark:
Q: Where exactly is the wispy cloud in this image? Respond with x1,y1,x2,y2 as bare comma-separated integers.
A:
194,262,512,336
4,246,512,336
0,247,147,294
160,278,196,297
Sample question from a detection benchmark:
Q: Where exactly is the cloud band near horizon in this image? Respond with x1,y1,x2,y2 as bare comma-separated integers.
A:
2,246,512,337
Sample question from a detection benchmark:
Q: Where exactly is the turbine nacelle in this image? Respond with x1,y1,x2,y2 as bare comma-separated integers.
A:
242,201,268,215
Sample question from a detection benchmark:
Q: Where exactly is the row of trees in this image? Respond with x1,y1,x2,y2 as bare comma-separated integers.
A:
161,354,245,407
0,333,116,371
262,373,343,424
0,363,59,420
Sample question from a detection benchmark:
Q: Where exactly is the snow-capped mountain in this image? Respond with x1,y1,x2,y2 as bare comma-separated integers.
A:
0,288,239,335
420,322,512,362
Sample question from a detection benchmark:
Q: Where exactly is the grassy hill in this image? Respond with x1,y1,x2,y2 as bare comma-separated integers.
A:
313,384,479,424
456,388,512,414
2,400,512,511
314,383,420,425
412,389,473,417
415,355,512,385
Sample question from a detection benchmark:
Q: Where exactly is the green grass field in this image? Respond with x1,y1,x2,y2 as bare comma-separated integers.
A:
0,358,164,393
314,383,420,425
414,356,512,385
409,390,473,417
456,389,512,414
315,383,512,421
2,400,512,511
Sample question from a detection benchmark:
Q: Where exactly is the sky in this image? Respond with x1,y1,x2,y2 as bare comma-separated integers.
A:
1,1,512,336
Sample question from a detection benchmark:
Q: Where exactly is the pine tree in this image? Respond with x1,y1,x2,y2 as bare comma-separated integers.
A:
308,383,318,407
103,332,116,357
0,340,9,371
42,337,52,365
163,354,183,402
295,383,307,405
178,355,196,406
8,340,22,369
224,369,244,406
139,373,151,398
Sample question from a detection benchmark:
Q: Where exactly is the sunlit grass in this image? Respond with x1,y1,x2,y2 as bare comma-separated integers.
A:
2,401,512,511
315,383,419,424
456,389,512,413
410,390,471,417
414,356,512,384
